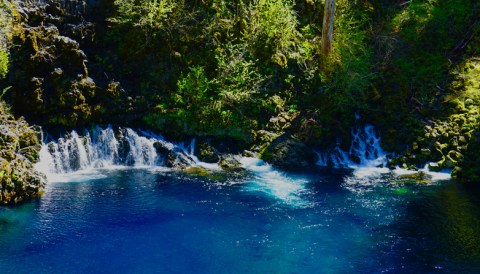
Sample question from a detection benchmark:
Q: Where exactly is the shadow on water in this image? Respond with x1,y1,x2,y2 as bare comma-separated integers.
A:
379,182,480,272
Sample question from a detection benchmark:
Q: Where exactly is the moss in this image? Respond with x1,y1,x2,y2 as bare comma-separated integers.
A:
390,57,480,181
0,101,45,205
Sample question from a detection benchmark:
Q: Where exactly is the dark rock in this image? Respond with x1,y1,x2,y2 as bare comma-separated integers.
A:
457,132,480,183
195,142,219,163
165,151,194,170
116,128,131,165
153,141,172,156
349,154,361,165
262,136,318,168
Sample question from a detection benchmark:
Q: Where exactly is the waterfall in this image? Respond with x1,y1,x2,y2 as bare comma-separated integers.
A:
316,124,387,168
35,126,194,175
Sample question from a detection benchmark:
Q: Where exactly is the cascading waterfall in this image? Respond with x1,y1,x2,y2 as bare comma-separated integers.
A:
37,124,389,175
316,124,387,168
35,126,196,175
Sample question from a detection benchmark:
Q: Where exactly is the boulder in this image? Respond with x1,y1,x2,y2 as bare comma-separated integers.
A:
165,151,194,170
428,162,442,172
153,141,173,156
219,154,242,171
195,142,220,163
262,136,318,168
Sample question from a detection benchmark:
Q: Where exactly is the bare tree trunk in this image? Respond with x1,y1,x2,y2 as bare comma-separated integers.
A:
321,0,335,58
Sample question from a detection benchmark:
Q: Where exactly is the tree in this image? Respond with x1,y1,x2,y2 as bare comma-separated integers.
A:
321,0,335,58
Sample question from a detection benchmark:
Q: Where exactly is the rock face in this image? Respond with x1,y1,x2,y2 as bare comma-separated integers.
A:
4,0,128,127
0,102,45,205
262,136,318,169
456,132,480,183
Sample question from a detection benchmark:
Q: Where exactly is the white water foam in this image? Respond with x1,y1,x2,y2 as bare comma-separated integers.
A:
240,157,309,207
315,124,451,191
35,126,176,178
316,124,387,169
35,126,225,180
36,127,310,206
393,164,452,181
35,125,451,204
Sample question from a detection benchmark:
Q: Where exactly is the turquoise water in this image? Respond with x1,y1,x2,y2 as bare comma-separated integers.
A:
1,167,480,273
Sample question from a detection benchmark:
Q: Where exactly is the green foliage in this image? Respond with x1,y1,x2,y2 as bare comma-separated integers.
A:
175,65,213,109
320,0,375,116
168,46,269,136
113,0,185,32
389,0,480,104
0,1,12,79
242,0,300,67
0,49,8,79
215,43,266,107
172,65,237,134
447,58,480,103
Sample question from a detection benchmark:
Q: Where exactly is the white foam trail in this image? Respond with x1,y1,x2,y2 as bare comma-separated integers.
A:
240,157,308,206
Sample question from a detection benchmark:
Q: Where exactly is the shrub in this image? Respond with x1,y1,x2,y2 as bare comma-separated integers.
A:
242,0,300,67
112,0,185,33
0,49,8,79
0,1,12,79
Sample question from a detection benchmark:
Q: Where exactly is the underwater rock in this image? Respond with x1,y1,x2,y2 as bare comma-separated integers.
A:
398,171,433,184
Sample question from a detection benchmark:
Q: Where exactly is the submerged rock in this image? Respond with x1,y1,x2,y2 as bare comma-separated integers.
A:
398,171,433,185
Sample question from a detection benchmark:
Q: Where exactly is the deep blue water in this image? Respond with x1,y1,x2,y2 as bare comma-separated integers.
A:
1,167,480,273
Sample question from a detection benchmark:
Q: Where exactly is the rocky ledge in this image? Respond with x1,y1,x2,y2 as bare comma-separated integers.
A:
0,101,45,205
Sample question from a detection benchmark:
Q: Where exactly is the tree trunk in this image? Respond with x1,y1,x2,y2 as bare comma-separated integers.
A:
321,0,335,58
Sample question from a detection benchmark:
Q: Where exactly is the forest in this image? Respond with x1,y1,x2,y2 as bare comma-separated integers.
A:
0,0,479,202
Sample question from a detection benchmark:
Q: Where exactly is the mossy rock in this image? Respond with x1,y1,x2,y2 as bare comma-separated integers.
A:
195,142,220,163
0,101,46,205
219,155,242,171
184,166,210,177
398,171,433,185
